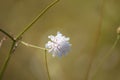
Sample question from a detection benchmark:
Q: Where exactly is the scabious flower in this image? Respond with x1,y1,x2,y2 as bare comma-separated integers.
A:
45,32,71,57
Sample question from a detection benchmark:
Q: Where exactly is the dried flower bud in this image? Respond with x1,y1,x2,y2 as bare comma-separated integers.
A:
0,36,6,48
117,27,120,34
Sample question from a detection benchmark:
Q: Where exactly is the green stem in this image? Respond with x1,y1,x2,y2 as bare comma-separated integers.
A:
0,29,15,80
21,41,45,50
0,0,59,80
93,35,120,80
0,41,15,80
15,0,59,39
0,29,14,41
45,50,51,80
85,0,104,80
21,41,50,80
109,35,120,52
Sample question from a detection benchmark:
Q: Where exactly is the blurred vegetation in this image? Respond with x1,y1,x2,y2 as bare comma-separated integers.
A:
0,0,120,80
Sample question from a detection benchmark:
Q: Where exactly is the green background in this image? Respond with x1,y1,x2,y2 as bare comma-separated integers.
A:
0,0,120,80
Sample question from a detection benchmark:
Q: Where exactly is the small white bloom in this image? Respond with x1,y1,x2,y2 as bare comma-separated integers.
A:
45,32,71,57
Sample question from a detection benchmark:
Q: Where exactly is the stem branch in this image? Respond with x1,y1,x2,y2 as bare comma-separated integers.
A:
85,0,105,80
0,0,59,80
16,0,59,39
45,50,51,80
0,42,15,80
93,35,120,79
21,41,45,50
0,29,14,41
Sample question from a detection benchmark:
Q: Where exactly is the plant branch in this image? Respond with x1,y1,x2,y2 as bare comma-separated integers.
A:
85,0,105,80
15,0,59,39
109,35,120,52
21,41,45,50
0,29,14,41
0,41,15,80
0,0,59,80
45,50,51,80
92,34,120,79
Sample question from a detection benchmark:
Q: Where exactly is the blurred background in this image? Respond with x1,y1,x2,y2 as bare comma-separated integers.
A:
0,0,120,80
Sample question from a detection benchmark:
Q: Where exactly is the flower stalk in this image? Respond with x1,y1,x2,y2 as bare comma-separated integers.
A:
0,0,59,80
21,41,51,80
0,29,14,41
15,0,60,39
45,49,51,80
21,41,45,50
93,34,120,80
85,0,105,80
0,42,16,80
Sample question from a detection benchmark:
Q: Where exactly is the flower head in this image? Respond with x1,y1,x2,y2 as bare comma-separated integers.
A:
45,32,71,57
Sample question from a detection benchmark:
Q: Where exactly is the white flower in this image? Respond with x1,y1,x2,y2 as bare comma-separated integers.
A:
45,32,71,57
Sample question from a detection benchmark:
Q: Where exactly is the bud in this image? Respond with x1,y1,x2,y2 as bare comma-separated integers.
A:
117,27,120,34
0,36,6,48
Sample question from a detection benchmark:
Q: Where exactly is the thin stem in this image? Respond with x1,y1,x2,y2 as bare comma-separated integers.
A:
45,50,51,80
15,0,59,39
21,41,45,50
0,29,15,80
92,34,120,80
109,35,120,52
0,29,14,41
85,0,105,80
0,0,59,80
0,41,15,80
21,41,51,80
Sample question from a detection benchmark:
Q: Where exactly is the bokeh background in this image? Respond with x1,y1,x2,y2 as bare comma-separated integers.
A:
0,0,120,80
